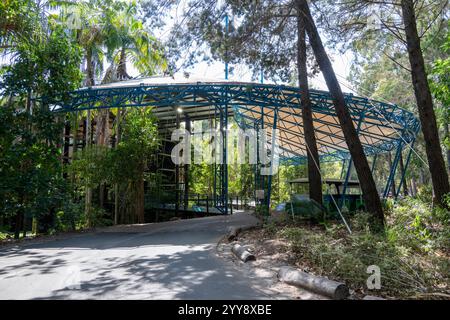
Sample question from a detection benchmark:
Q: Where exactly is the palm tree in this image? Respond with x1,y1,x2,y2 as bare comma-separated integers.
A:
58,0,166,222
103,1,167,81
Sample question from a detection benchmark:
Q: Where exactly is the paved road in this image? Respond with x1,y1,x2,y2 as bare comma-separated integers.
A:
0,212,268,300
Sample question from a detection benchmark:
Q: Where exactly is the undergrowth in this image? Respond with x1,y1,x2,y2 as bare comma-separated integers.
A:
271,197,450,299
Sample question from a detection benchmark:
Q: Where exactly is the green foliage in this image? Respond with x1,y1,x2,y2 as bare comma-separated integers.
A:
276,196,449,298
0,4,82,236
55,0,167,83
69,108,159,225
69,146,111,189
2,25,82,98
110,108,160,183
0,0,38,48
0,105,62,217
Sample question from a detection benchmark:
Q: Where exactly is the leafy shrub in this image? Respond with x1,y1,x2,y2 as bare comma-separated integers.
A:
276,197,449,298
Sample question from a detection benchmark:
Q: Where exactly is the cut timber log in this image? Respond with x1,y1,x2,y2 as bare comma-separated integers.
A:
227,224,259,242
278,266,349,300
227,226,241,242
232,244,256,263
363,295,385,300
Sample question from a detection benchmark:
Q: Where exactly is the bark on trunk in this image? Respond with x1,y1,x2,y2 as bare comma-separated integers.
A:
14,211,23,240
117,47,130,80
401,0,450,207
297,7,322,205
95,110,109,146
411,177,418,197
85,50,95,87
297,0,384,226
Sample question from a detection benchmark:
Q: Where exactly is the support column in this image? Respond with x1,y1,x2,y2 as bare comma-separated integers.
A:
85,110,93,227
266,108,279,211
175,108,180,216
340,110,366,209
383,141,404,199
371,154,378,173
396,139,416,199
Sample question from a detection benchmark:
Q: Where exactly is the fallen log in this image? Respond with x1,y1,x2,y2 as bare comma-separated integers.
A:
278,266,349,300
232,244,256,263
227,226,241,242
227,225,258,242
363,295,385,300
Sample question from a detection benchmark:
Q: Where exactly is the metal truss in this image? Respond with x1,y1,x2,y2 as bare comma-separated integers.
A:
45,80,421,213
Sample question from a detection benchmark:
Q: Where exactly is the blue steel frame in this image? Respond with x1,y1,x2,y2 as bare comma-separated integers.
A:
44,81,420,213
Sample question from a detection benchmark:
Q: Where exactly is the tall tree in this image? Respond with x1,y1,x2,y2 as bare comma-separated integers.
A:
297,0,384,225
402,0,450,207
296,1,322,205
1,20,82,237
316,0,450,207
430,29,450,177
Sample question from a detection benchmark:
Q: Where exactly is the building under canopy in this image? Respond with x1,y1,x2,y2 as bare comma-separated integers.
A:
47,75,420,214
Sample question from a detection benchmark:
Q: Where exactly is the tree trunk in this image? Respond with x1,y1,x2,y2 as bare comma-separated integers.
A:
84,51,95,227
63,121,71,179
387,152,396,197
14,211,23,240
411,177,418,197
85,50,94,87
401,0,450,207
95,110,109,146
117,47,130,80
136,166,145,224
297,6,322,205
297,0,384,226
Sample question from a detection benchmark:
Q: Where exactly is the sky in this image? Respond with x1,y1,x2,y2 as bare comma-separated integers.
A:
0,0,358,95
127,1,358,94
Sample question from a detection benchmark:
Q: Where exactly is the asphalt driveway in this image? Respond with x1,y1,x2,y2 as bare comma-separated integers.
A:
0,212,267,300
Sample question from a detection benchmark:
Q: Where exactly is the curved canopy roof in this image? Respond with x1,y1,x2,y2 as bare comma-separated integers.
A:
48,75,420,163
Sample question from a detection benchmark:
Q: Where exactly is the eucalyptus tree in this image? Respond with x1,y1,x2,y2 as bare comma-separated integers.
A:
430,31,450,177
